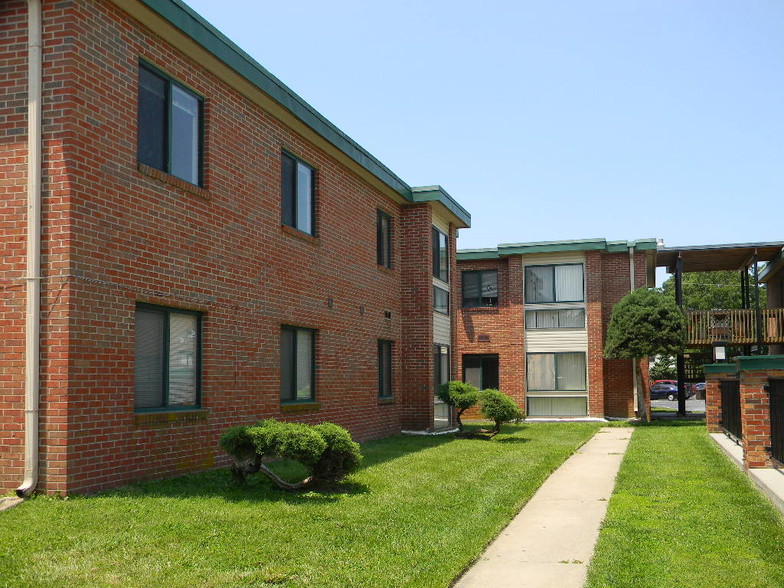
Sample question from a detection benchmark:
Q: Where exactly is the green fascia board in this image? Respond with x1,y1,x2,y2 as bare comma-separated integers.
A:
606,239,658,253
497,238,608,256
139,0,472,217
456,249,501,261
411,186,471,228
735,355,784,372
703,363,738,376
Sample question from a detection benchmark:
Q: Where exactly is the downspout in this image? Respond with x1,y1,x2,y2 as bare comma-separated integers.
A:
17,0,42,498
629,245,641,418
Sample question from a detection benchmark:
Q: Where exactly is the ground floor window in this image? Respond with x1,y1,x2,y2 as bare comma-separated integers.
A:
433,344,451,427
134,304,201,411
281,326,315,402
378,339,393,398
462,354,499,390
526,352,586,391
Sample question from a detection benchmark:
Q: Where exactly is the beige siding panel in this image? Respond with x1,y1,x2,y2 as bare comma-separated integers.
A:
432,214,450,234
525,329,588,352
433,313,451,346
521,252,586,267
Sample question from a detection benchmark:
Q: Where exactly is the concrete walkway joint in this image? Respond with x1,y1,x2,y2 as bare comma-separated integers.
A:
454,427,633,588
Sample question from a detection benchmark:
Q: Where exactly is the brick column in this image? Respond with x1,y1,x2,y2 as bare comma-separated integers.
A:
399,204,434,430
737,357,784,468
703,364,736,434
584,251,605,417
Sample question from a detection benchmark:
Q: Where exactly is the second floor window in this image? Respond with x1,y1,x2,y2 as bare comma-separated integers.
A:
281,152,315,235
462,270,498,307
138,64,203,186
433,228,449,282
525,264,584,304
377,210,392,268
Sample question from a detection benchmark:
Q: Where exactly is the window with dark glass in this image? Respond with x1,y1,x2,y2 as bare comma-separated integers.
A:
524,264,584,303
432,228,449,282
463,354,499,390
434,285,449,315
281,326,315,402
377,210,392,268
433,344,450,393
281,152,315,235
137,63,202,186
135,304,201,411
526,352,586,391
378,340,393,398
462,270,498,307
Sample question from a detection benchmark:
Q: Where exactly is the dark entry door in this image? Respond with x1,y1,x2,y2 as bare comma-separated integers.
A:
463,354,499,390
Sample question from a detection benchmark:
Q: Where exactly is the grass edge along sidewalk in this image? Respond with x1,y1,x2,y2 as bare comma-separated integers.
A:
586,421,784,588
0,422,600,588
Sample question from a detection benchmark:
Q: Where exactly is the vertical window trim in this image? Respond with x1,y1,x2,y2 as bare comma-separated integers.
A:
281,151,316,236
134,303,202,412
376,210,393,268
138,61,204,187
378,339,393,398
280,325,317,403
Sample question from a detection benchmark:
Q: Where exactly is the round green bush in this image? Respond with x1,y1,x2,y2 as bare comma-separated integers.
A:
247,419,327,468
479,389,523,433
311,422,362,481
437,381,479,410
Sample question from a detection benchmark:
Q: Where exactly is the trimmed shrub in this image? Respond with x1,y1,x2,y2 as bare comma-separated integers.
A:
479,389,524,434
311,423,362,481
220,419,362,489
437,381,480,431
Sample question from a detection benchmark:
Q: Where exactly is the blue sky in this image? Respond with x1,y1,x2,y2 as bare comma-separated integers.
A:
184,0,782,256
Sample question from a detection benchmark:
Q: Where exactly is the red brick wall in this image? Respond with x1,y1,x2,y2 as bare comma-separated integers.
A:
456,249,649,420
0,0,442,493
0,0,30,492
740,369,784,468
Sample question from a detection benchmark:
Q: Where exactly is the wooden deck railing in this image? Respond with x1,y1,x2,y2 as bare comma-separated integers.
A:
686,308,784,346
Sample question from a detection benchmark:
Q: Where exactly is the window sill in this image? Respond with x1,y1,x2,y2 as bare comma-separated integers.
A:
134,409,208,427
377,264,395,274
138,163,208,199
377,397,396,406
281,224,320,245
462,305,500,312
280,401,321,413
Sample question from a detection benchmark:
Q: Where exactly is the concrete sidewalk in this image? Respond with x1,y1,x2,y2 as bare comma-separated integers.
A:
454,427,632,588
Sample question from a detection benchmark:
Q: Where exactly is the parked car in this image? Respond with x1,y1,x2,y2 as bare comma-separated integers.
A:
650,383,696,401
693,382,706,393
650,383,678,400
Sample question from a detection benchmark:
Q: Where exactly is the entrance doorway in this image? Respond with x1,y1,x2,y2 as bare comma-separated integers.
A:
462,354,499,390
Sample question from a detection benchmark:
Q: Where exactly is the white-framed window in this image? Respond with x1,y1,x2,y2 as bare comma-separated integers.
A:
526,352,586,391
525,264,584,304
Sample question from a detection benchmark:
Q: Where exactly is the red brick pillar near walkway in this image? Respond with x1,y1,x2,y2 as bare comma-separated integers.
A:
737,357,784,468
704,364,736,434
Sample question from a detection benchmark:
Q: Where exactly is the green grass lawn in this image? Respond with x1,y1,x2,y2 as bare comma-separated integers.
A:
0,422,600,588
586,422,784,588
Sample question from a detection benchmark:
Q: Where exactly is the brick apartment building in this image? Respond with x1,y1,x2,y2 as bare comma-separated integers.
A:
456,239,657,419
0,0,470,494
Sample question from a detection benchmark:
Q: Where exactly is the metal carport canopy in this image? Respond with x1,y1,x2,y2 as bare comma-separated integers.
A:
657,242,784,274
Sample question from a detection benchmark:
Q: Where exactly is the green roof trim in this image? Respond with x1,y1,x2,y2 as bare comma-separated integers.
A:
735,355,784,372
136,0,470,225
457,238,658,260
411,186,471,228
456,248,501,261
703,363,738,375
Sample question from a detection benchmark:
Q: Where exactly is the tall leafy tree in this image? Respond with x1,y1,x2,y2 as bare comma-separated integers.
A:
605,288,686,419
660,270,765,310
